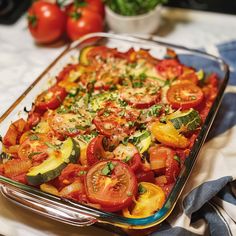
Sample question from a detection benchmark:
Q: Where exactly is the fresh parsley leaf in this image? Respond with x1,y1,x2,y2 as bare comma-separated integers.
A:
28,152,43,159
174,155,180,164
101,161,115,176
138,184,147,195
29,134,39,141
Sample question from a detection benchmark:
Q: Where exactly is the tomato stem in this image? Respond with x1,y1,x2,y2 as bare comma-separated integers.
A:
69,11,82,20
27,14,37,27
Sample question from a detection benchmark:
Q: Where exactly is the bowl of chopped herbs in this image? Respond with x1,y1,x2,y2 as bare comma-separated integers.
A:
104,0,167,34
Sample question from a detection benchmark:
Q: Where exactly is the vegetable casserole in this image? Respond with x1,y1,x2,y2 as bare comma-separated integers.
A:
0,45,219,219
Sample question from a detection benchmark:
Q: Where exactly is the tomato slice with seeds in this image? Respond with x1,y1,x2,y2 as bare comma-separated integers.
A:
85,160,138,212
86,135,106,166
35,85,67,113
120,86,161,109
93,107,138,137
156,59,183,80
48,111,92,138
167,82,204,109
18,133,50,164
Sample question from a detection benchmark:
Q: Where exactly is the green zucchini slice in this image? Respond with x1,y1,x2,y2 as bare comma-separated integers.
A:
79,46,95,66
168,108,202,132
26,138,80,186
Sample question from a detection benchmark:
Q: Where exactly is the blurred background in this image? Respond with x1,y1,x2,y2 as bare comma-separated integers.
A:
0,0,236,25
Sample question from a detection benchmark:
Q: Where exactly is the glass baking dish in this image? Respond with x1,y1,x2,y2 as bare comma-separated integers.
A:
0,33,229,231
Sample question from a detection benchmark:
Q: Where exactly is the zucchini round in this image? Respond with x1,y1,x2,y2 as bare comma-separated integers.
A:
79,46,95,66
26,138,80,186
168,109,201,132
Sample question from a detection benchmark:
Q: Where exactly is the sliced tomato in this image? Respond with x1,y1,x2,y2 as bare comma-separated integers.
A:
93,107,137,137
3,118,27,147
113,143,142,172
177,70,198,84
85,160,138,212
35,85,67,112
48,111,91,138
122,182,165,218
27,111,41,128
18,133,50,164
120,86,161,109
86,46,126,65
86,135,106,166
167,82,204,109
57,64,79,82
156,59,183,80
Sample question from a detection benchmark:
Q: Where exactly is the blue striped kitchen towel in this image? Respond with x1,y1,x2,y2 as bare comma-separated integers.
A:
151,41,236,236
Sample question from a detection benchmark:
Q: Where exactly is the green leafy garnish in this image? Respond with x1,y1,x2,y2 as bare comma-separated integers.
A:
105,0,168,16
29,134,39,141
174,155,180,164
138,184,147,195
101,162,115,176
28,152,43,160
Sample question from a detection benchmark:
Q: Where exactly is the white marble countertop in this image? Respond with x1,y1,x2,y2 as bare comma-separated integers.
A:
0,7,236,236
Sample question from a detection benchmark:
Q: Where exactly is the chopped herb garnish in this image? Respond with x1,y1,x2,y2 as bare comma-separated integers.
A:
127,191,133,197
101,161,115,176
160,116,167,123
139,73,147,81
44,142,60,150
118,99,128,107
28,152,43,159
122,137,129,145
29,134,39,141
123,156,132,163
78,170,87,176
138,184,147,195
174,155,180,164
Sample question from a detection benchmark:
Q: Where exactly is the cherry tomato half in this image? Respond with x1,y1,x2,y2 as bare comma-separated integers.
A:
35,85,67,113
66,7,103,41
18,133,50,164
120,86,161,109
27,1,66,44
93,107,137,137
85,160,138,212
167,82,204,109
48,111,91,138
156,59,183,80
86,135,106,166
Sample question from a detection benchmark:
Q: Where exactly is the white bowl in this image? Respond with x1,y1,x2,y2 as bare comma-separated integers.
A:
105,5,162,34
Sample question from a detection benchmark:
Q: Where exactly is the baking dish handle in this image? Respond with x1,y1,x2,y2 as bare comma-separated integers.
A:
0,185,98,227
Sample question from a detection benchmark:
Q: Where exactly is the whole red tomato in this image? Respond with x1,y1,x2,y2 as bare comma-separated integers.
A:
66,6,103,41
27,1,66,44
83,0,105,18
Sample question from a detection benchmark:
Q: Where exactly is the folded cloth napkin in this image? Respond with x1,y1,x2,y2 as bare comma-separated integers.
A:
151,41,236,236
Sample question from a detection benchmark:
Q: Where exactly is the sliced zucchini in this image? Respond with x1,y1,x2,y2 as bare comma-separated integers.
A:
128,130,151,153
26,138,80,186
79,46,95,65
90,92,117,111
168,108,202,132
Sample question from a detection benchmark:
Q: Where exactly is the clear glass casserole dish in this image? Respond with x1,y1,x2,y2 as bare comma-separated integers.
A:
0,33,229,231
